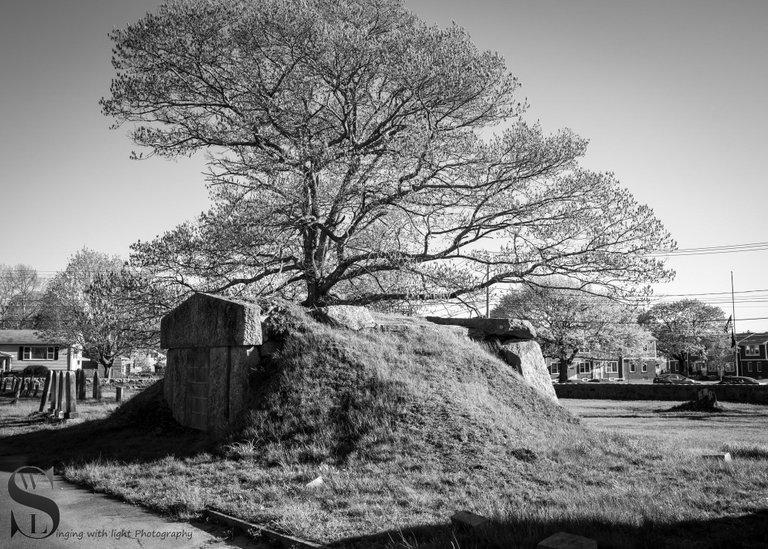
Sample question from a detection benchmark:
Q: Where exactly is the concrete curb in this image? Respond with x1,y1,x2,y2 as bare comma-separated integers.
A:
205,509,324,549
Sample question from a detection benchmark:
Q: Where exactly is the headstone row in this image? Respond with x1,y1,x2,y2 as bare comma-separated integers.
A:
36,371,79,419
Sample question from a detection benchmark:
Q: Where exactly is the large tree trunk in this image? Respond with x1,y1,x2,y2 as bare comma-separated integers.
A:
558,353,571,383
100,360,113,380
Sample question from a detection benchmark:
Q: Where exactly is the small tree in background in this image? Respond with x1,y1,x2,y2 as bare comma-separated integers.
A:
492,282,649,382
0,264,46,329
38,249,162,379
638,299,728,376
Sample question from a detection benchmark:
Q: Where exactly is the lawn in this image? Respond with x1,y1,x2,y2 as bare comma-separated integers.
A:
561,398,768,454
2,307,768,549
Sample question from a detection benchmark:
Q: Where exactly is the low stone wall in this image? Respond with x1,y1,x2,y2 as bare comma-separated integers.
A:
554,383,768,404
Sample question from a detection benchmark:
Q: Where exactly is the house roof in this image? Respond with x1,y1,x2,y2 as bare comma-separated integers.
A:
0,330,64,345
736,332,768,346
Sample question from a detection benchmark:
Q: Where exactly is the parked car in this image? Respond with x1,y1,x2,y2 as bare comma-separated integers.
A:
718,376,760,385
653,373,700,385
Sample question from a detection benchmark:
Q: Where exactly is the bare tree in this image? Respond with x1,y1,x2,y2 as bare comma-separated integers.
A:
104,0,675,307
0,264,45,329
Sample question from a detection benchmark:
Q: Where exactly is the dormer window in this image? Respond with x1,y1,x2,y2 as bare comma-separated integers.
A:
745,344,760,356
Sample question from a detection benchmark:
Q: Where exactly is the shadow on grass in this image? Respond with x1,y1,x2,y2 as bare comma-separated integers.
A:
329,510,768,549
0,380,216,473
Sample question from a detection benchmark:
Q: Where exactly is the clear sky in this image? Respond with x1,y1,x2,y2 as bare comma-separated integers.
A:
1,0,766,330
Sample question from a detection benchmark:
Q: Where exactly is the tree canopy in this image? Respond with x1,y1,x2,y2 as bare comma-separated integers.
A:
104,0,675,307
638,299,728,376
492,281,649,382
0,264,45,329
38,249,161,377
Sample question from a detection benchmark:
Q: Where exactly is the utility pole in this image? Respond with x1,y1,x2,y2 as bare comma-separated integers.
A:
731,271,739,377
485,264,490,318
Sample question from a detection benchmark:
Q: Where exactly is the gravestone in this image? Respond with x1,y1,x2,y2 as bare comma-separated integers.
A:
93,372,102,400
39,371,53,412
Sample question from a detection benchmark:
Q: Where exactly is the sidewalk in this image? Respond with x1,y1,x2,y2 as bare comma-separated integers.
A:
0,455,268,549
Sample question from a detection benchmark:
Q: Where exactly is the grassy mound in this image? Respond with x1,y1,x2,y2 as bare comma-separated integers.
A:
232,303,576,471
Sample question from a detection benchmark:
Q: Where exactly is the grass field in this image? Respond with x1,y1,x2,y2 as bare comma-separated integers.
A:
3,391,768,548
2,308,768,548
561,399,768,454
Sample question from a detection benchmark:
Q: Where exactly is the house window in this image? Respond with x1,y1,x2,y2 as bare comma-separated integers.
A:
746,345,760,356
748,362,754,373
577,361,591,374
550,362,559,374
606,361,618,374
668,359,679,372
641,363,648,373
759,363,763,373
22,347,56,360
629,362,636,373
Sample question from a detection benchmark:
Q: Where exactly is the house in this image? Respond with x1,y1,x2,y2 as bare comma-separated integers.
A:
735,332,768,379
548,337,662,382
664,356,734,377
81,350,166,377
0,330,82,373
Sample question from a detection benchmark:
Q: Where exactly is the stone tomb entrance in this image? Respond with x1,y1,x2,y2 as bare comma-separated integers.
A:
161,293,262,433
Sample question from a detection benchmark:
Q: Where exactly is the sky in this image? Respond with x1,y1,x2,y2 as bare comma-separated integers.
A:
1,0,766,331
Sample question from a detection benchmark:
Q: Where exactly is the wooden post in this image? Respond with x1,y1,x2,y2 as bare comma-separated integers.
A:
63,372,79,419
39,371,53,412
115,386,124,403
93,371,101,400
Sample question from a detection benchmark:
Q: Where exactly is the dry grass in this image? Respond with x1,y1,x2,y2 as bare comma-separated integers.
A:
2,307,768,548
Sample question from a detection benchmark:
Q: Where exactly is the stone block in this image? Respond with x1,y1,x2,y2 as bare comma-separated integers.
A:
208,347,229,430
425,316,536,340
161,293,262,349
315,305,376,331
228,346,258,424
450,511,489,529
537,532,597,549
499,340,557,401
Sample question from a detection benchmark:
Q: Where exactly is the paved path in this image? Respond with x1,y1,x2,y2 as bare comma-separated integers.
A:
0,455,267,549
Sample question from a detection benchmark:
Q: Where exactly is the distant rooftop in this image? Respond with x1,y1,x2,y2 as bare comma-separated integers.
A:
0,330,64,345
736,332,768,345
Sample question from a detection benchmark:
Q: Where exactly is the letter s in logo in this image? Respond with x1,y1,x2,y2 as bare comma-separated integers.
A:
8,466,60,539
